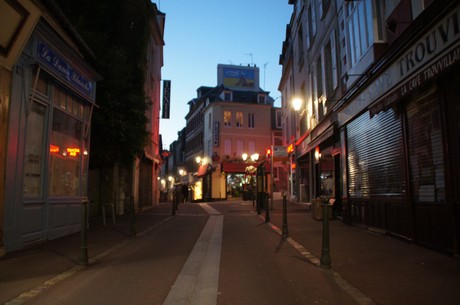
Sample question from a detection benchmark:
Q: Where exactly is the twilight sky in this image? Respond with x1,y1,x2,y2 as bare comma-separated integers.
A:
153,0,293,149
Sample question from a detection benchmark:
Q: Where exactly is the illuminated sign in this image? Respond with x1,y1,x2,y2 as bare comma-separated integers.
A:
50,144,60,153
287,144,294,154
223,67,255,89
66,148,80,157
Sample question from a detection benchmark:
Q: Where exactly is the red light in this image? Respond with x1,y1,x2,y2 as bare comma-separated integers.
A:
50,144,60,153
266,148,272,157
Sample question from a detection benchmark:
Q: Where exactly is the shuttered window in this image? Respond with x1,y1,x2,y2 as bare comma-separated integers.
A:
347,108,405,198
406,88,445,204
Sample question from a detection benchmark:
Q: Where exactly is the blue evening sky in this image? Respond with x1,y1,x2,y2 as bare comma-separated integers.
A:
153,1,293,149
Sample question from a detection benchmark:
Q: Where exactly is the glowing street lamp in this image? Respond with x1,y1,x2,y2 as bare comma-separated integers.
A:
292,97,303,111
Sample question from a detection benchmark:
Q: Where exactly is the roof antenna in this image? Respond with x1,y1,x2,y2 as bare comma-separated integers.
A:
263,62,269,89
244,53,253,66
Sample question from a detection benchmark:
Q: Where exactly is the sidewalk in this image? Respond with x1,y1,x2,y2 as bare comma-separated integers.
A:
2,200,460,305
264,199,460,305
0,202,178,304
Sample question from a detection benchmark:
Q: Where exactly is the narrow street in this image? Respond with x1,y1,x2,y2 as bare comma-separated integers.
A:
14,201,357,305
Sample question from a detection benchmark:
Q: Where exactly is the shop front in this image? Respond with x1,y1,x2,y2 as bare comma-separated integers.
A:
3,21,99,251
338,3,460,253
296,121,342,217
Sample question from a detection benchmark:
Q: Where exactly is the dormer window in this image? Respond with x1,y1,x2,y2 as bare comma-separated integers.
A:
224,91,232,101
258,94,266,104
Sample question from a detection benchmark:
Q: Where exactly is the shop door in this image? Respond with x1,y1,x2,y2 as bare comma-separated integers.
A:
444,72,460,254
407,87,453,252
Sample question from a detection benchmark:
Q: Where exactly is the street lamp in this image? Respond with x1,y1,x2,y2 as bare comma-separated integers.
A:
290,97,303,203
242,153,259,208
292,97,303,111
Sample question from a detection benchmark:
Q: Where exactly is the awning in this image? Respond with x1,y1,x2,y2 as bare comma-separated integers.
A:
221,161,248,173
197,164,210,177
221,161,271,173
303,125,335,153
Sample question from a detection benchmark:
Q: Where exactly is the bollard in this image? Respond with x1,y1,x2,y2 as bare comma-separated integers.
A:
282,192,288,238
320,200,331,268
79,198,89,265
172,191,176,216
129,195,136,238
265,192,270,223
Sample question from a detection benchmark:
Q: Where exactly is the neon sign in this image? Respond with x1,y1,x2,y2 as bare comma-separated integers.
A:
66,148,80,157
50,144,60,153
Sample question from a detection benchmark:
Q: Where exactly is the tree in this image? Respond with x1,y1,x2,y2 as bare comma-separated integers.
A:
55,0,154,168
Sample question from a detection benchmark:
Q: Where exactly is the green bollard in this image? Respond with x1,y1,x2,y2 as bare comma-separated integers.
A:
129,195,136,238
265,192,270,223
172,191,176,216
282,192,288,238
79,198,89,265
320,201,331,268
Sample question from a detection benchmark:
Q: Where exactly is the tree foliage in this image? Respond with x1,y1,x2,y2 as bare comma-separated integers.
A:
55,0,154,168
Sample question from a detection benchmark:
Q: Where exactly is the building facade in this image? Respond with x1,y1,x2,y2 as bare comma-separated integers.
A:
1,0,100,253
280,0,460,254
135,4,165,210
171,64,278,201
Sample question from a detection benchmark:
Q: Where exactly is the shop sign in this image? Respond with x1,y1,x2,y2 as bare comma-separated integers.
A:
37,41,94,98
162,80,170,118
370,43,460,116
213,121,219,146
273,145,289,162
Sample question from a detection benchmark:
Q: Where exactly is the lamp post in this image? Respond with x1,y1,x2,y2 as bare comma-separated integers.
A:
291,97,303,202
242,153,259,211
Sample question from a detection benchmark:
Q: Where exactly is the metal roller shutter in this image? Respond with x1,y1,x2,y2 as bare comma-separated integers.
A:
347,108,405,198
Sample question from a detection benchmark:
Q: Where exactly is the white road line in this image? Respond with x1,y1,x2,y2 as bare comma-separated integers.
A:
162,211,223,305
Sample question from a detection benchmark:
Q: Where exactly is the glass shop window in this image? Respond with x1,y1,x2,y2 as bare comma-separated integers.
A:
406,89,445,204
23,102,47,198
48,109,84,196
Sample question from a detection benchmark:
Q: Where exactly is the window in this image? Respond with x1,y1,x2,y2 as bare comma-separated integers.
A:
308,2,317,43
346,0,373,68
407,89,445,204
224,139,232,156
324,30,338,98
48,85,89,197
236,111,243,127
248,140,255,155
297,22,304,67
318,0,331,18
276,110,282,129
224,111,232,127
236,140,243,156
23,102,47,198
248,113,255,128
411,0,425,19
49,109,84,196
258,94,266,104
208,113,211,129
315,58,324,120
224,91,232,101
